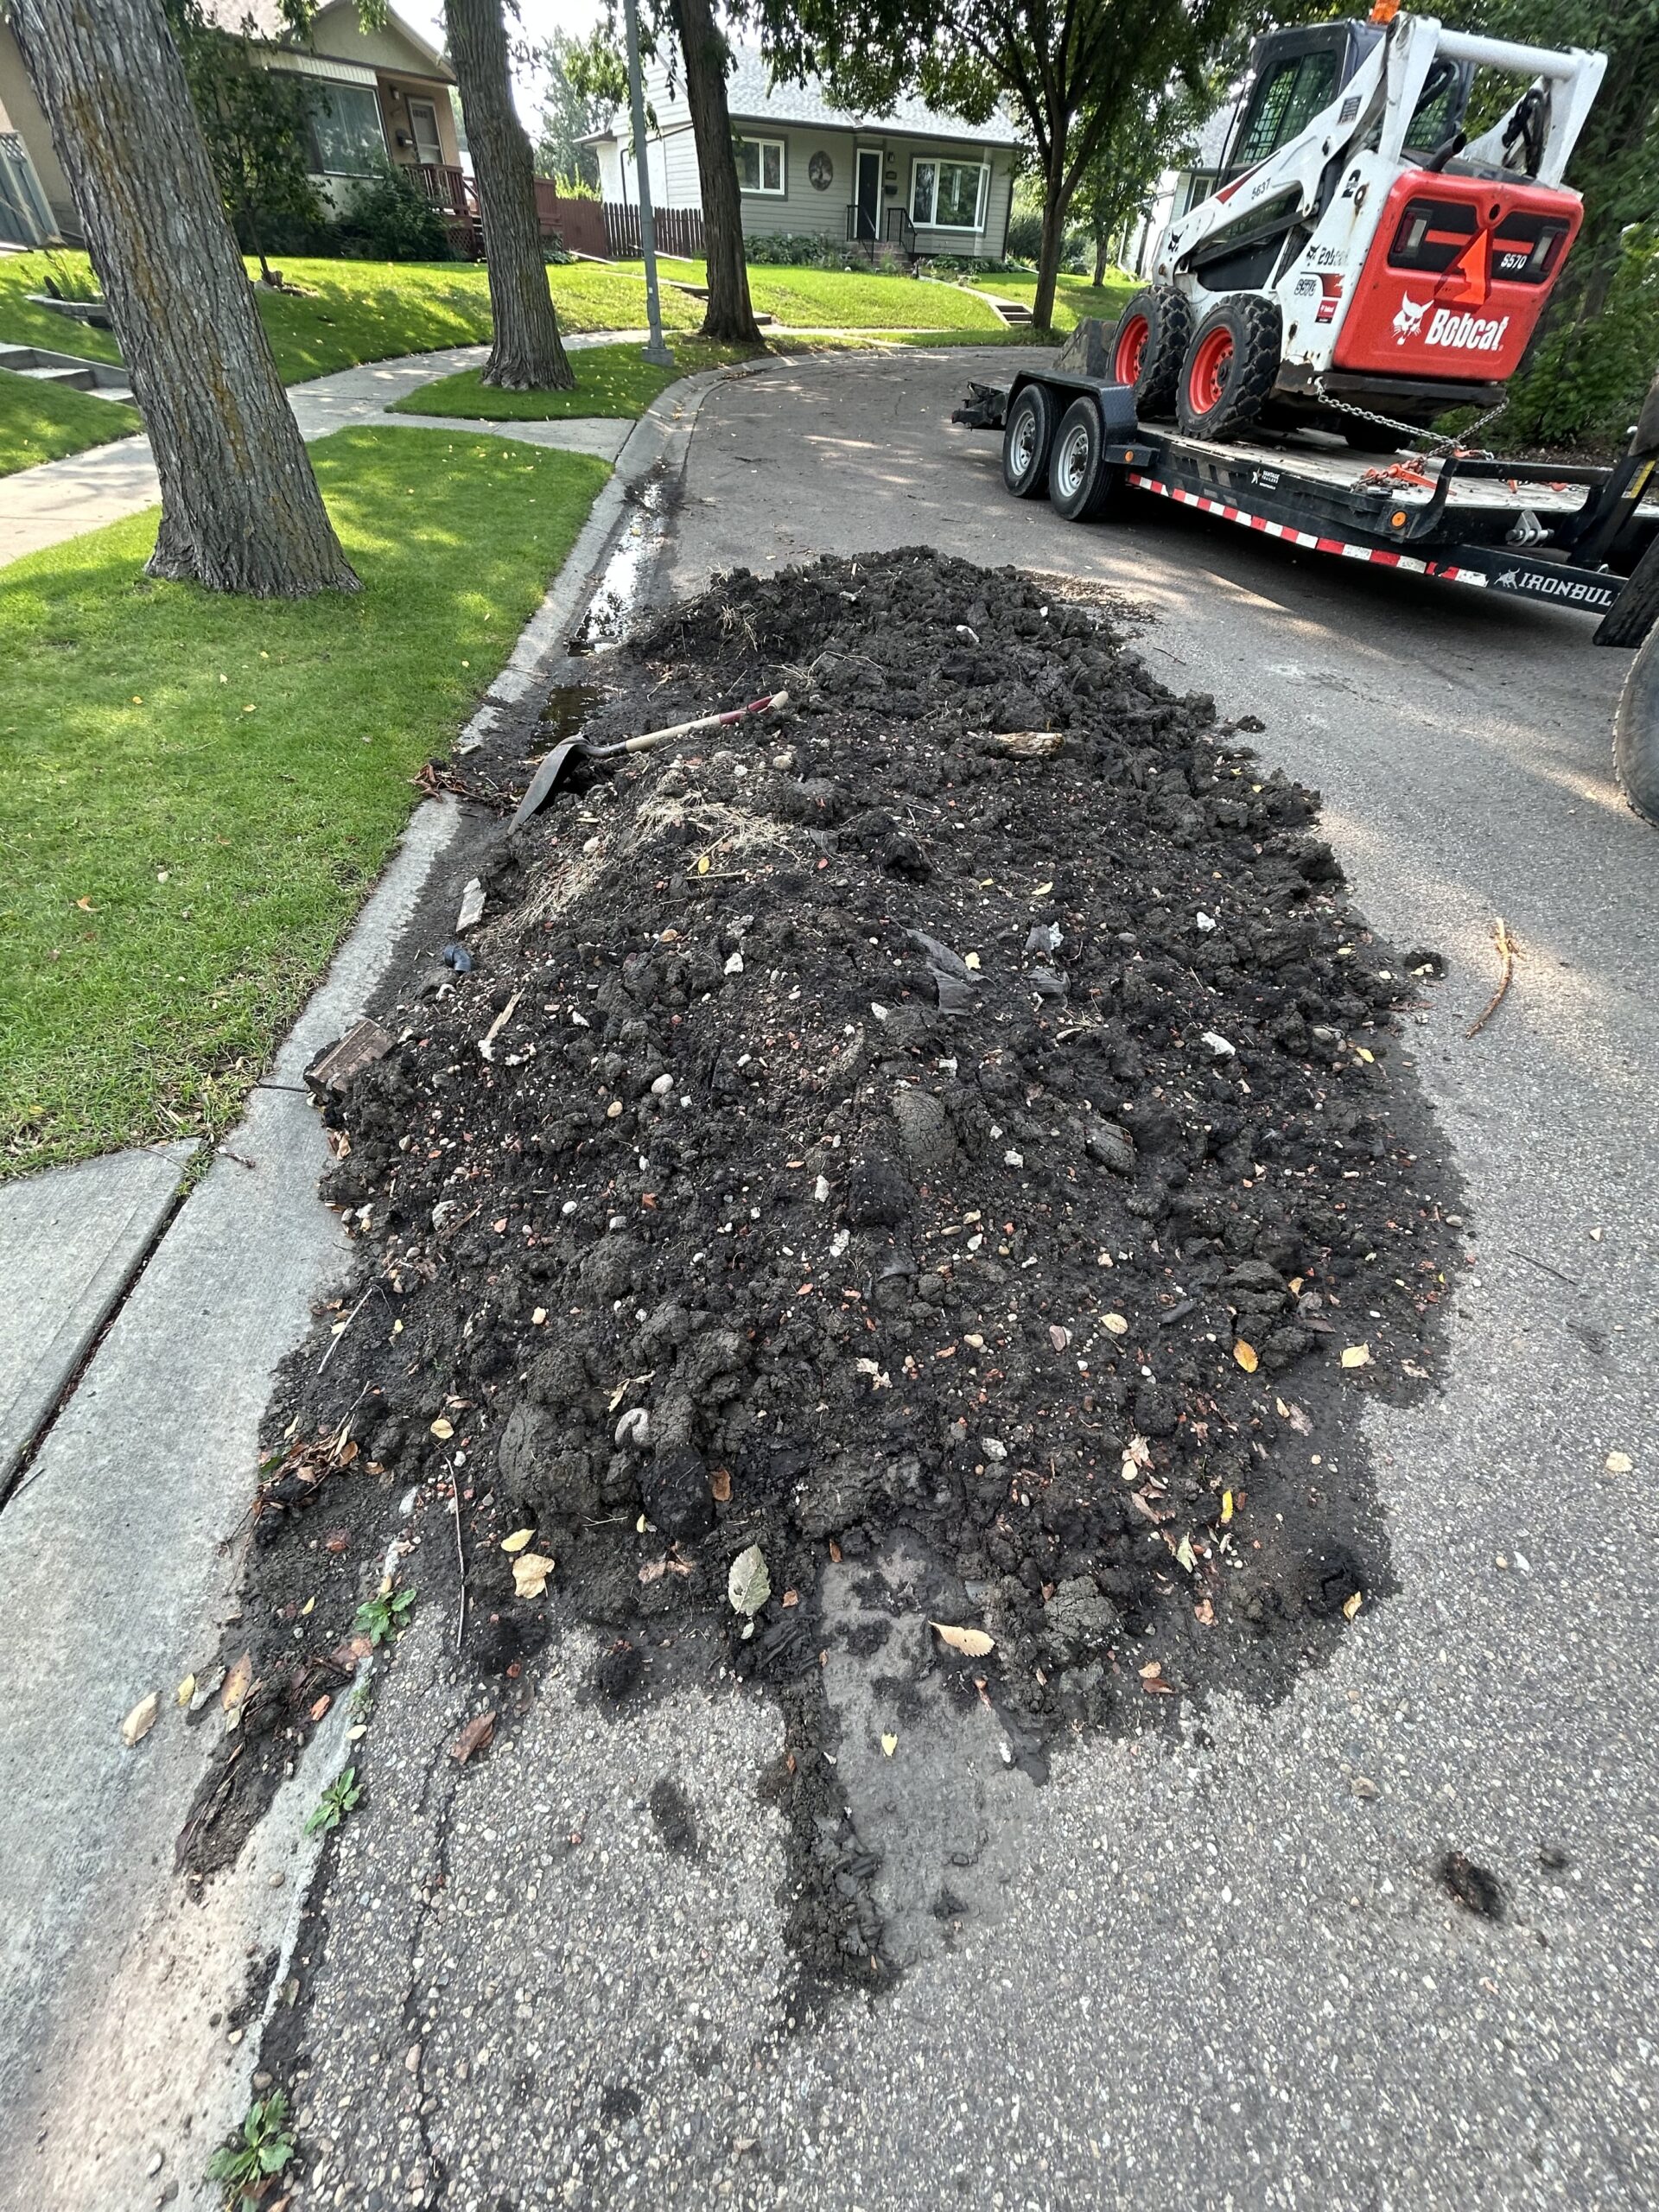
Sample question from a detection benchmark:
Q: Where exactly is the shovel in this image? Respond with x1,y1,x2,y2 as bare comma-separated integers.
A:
510,690,791,831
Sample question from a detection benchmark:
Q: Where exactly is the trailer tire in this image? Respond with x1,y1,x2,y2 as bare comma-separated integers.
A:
1048,397,1125,523
1109,287,1190,417
1002,382,1058,499
1593,527,1659,649
1176,296,1282,442
1613,625,1659,827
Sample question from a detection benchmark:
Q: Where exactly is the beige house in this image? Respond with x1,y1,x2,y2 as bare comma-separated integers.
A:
586,46,1026,262
0,2,462,250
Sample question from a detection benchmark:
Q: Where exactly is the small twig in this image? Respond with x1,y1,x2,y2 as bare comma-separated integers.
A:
316,1285,374,1375
448,1455,467,1656
1465,917,1514,1039
1510,1247,1580,1287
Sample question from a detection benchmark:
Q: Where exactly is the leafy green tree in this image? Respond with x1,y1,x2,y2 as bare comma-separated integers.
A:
532,27,610,189
765,0,1237,329
162,0,324,284
1070,71,1213,284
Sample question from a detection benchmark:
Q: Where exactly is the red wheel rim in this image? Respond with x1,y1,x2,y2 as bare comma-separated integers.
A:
1188,327,1234,415
1115,313,1149,386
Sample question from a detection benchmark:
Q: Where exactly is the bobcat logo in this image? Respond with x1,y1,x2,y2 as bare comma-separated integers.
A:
1392,295,1429,344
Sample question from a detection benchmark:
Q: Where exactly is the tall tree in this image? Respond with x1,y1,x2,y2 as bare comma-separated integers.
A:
670,0,762,343
532,27,608,189
570,11,760,345
163,0,325,286
1070,72,1211,284
10,0,358,596
768,0,1236,330
446,0,575,389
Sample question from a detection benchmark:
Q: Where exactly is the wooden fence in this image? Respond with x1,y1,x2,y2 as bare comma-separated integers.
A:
601,201,705,261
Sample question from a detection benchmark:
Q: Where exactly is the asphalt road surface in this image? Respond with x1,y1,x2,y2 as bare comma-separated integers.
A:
284,346,1659,2212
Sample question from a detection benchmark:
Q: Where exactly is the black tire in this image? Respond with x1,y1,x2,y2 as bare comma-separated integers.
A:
1002,381,1057,499
1594,527,1659,648
1047,396,1125,524
1109,286,1192,418
1175,295,1282,442
1613,623,1659,826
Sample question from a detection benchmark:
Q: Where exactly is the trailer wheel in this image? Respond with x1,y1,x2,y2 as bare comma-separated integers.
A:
1002,383,1058,499
1593,528,1659,649
1176,296,1282,442
1109,287,1190,417
1048,397,1124,524
1614,624,1659,827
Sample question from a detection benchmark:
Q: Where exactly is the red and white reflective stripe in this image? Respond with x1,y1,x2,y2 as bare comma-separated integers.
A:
1124,473,1490,588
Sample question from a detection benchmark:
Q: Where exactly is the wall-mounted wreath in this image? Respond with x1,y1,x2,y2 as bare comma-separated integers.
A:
808,150,833,190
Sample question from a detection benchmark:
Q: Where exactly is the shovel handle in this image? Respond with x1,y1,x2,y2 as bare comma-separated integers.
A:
610,690,790,756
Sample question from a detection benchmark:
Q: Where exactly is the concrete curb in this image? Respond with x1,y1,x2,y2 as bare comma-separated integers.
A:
0,365,733,2210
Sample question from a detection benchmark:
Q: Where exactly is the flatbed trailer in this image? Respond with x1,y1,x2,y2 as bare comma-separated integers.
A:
955,367,1659,647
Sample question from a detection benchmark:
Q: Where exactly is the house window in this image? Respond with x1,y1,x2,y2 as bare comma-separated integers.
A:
734,136,785,195
306,82,387,177
910,157,988,231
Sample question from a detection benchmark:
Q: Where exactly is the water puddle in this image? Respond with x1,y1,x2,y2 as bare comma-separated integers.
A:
573,471,675,653
537,683,604,741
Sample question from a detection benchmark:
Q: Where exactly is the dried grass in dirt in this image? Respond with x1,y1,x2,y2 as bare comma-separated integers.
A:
188,550,1464,1977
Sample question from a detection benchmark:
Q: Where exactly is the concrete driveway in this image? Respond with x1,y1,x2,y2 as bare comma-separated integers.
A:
30,346,1650,2212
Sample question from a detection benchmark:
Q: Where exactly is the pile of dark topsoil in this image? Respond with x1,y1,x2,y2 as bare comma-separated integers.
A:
194,548,1463,1984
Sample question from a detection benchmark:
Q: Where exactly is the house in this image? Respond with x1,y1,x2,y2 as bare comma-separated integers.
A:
0,2,464,251
1118,97,1242,280
585,46,1026,261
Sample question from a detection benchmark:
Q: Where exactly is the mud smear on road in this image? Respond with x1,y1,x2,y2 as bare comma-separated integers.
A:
183,549,1464,1987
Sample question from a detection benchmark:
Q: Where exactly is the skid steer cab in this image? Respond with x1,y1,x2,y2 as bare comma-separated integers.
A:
1110,8,1605,444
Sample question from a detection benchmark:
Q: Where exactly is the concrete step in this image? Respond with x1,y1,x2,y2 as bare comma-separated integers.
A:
18,362,99,391
0,338,132,401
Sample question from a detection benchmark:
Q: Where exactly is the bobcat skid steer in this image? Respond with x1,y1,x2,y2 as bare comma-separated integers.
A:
1109,8,1605,446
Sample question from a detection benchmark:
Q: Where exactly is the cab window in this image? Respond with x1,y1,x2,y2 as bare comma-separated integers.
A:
1232,51,1340,169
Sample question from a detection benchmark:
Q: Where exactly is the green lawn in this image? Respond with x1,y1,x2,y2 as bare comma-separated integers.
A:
0,426,610,1173
392,336,757,421
0,253,124,366
653,258,1006,332
0,369,139,474
964,270,1138,334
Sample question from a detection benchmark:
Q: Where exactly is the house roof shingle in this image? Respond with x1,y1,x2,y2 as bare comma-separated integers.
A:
720,49,1025,148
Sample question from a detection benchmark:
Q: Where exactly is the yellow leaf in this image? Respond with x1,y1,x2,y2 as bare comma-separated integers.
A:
221,1650,253,1714
1605,1451,1634,1475
1220,1490,1234,1526
500,1529,536,1554
1103,1313,1129,1336
1033,880,1054,898
880,1732,898,1757
1233,1340,1258,1373
512,1552,555,1599
1342,1591,1363,1620
931,1622,995,1658
1340,1344,1373,1370
121,1691,160,1747
696,853,710,875
429,1416,454,1439
175,1675,196,1708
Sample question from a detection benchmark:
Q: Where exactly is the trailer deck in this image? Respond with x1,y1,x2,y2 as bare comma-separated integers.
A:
956,367,1659,642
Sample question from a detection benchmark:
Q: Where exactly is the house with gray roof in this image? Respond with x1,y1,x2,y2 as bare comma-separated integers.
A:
585,46,1027,261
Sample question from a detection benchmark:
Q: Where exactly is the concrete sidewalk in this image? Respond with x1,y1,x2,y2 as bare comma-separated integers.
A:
0,334,647,568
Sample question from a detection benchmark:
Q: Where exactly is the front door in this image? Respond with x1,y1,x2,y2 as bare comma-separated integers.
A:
408,99,443,168
855,146,882,242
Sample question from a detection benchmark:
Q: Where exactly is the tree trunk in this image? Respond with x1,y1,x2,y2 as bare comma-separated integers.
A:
1032,149,1071,332
671,0,761,346
446,0,574,389
10,0,357,596
1091,233,1108,288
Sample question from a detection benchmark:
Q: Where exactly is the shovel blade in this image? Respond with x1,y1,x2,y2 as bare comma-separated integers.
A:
510,739,587,830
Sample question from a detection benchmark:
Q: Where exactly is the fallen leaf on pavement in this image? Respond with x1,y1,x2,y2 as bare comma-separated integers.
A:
728,1543,770,1618
1103,1313,1129,1336
309,1694,331,1723
512,1553,555,1599
931,1622,995,1657
1605,1451,1634,1475
451,1712,495,1765
1233,1340,1258,1373
499,1528,535,1554
1342,1591,1363,1620
429,1416,454,1440
1340,1344,1373,1370
880,1732,898,1756
221,1652,253,1714
1220,1490,1234,1526
175,1675,195,1708
121,1692,160,1747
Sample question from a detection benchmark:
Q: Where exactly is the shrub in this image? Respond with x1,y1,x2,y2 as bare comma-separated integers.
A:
334,162,454,261
743,232,855,268
1002,207,1088,269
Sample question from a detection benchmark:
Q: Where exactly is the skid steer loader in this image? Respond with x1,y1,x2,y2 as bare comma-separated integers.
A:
1107,7,1605,446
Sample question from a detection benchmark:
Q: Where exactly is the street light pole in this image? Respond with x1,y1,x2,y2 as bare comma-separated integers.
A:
622,0,672,367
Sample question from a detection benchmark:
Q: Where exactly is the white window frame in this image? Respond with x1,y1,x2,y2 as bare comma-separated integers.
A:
734,134,786,197
909,155,988,232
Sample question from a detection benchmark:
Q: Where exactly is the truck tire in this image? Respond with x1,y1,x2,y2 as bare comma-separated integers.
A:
1048,397,1125,523
1109,287,1191,417
1176,296,1282,442
1613,623,1659,826
1002,381,1058,499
